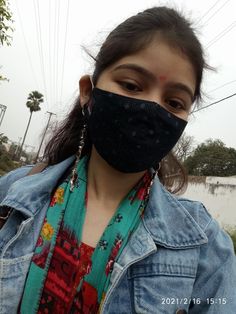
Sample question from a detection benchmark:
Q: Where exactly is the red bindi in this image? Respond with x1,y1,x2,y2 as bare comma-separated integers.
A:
159,75,167,81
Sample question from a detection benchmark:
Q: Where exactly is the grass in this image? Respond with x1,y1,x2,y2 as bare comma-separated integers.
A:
225,228,236,254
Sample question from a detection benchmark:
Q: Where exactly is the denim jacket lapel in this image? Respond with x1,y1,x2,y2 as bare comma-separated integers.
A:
144,178,208,248
0,156,75,217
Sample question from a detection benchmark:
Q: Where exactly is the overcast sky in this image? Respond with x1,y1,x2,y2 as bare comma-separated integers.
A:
0,0,236,154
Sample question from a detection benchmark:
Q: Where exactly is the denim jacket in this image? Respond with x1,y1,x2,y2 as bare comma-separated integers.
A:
0,156,236,314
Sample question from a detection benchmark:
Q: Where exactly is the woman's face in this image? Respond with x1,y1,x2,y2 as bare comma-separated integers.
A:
94,39,196,121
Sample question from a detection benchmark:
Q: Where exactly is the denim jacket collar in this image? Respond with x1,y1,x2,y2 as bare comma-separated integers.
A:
2,155,207,249
144,179,208,248
1,156,75,217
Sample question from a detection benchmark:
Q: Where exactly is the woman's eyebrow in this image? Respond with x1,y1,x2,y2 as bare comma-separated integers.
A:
165,82,194,102
112,63,156,81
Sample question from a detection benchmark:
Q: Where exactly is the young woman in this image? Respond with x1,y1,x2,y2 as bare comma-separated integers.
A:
0,6,235,314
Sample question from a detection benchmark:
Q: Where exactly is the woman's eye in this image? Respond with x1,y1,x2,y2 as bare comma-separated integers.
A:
119,81,141,92
166,99,185,110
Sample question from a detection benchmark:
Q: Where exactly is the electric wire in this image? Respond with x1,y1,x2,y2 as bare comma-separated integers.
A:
192,93,236,113
52,0,57,109
33,0,48,109
59,0,70,106
206,21,236,48
209,79,236,93
14,0,39,90
48,0,52,108
55,0,61,109
52,0,60,109
202,0,231,27
35,0,49,108
196,0,222,24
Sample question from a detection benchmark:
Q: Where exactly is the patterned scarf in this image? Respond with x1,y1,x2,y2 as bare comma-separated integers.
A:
20,156,152,313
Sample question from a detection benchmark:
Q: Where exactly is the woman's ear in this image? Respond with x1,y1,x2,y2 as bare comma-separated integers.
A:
79,75,93,107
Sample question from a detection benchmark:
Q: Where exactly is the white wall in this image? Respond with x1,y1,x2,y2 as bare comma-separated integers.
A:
182,176,236,228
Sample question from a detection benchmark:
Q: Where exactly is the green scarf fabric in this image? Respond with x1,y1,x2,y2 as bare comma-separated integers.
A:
20,156,151,313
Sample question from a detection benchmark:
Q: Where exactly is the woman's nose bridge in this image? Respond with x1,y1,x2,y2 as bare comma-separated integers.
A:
149,89,163,104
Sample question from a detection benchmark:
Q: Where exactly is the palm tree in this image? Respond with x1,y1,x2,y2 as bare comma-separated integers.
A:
18,91,44,159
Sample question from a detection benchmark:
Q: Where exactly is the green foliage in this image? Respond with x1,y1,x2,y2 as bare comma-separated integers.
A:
8,142,17,155
0,0,14,82
26,91,44,112
174,133,195,161
225,228,236,255
0,133,13,174
0,149,17,175
0,132,8,145
0,152,13,171
0,0,14,46
184,139,236,176
17,91,44,160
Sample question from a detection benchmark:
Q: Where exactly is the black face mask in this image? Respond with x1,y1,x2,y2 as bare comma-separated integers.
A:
86,88,187,173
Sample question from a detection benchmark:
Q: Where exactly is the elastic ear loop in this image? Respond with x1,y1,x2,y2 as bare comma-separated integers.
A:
70,107,87,192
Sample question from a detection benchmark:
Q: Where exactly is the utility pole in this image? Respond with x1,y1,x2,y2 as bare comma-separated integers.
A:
35,111,56,162
0,104,7,128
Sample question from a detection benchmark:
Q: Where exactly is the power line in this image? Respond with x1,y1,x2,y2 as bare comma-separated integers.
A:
48,0,53,109
192,93,236,113
36,0,49,109
14,0,39,89
55,0,61,106
209,79,236,93
52,0,58,108
206,21,236,48
197,0,222,24
59,0,70,106
202,0,231,27
33,0,48,108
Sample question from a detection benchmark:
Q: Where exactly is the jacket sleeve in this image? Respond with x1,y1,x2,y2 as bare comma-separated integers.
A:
0,166,33,203
190,209,236,314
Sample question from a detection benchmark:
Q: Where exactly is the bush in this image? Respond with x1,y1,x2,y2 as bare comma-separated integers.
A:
225,228,236,254
0,152,17,174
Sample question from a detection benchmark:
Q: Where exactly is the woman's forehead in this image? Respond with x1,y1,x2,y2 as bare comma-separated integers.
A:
107,40,196,95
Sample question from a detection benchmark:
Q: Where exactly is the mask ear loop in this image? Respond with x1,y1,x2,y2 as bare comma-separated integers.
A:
70,106,87,192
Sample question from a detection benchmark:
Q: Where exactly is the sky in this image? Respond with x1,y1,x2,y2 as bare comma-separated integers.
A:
0,0,236,154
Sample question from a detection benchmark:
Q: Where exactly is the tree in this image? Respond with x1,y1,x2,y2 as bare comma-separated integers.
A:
0,134,16,175
173,133,195,162
18,91,44,159
184,139,236,176
8,141,17,156
0,0,14,82
0,132,8,156
0,132,8,145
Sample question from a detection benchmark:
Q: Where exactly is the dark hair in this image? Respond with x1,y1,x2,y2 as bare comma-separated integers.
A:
43,6,209,194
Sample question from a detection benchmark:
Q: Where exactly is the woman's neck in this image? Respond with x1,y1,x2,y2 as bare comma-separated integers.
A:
87,146,145,204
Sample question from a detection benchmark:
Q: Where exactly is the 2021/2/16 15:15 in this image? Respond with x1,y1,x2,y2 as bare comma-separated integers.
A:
161,297,227,305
